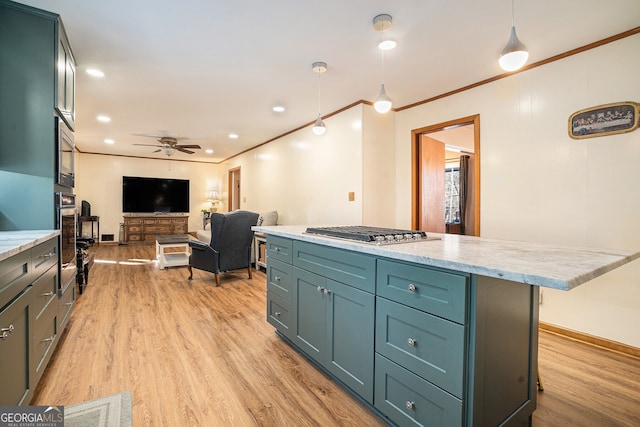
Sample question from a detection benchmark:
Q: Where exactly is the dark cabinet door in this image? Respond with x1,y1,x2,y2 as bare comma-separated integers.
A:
0,288,32,405
291,267,326,360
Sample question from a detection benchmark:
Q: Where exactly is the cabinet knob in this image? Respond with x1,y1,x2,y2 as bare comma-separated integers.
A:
274,311,281,317
274,276,281,281
408,283,417,292
323,288,331,295
317,286,323,293
405,401,416,411
407,338,417,347
274,247,280,253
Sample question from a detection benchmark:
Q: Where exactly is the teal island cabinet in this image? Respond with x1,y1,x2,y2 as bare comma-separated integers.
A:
255,225,640,427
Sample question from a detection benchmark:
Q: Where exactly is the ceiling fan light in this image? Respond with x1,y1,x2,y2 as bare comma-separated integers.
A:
312,114,326,136
374,84,393,113
163,147,176,156
499,26,528,71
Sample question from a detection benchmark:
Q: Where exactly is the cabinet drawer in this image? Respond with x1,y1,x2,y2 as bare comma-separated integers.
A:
0,286,31,405
128,234,142,241
32,264,57,321
293,241,375,293
32,303,57,377
267,258,292,301
127,218,143,224
266,291,291,338
0,250,30,311
267,236,292,264
127,225,142,233
157,219,173,225
377,259,468,324
145,225,170,233
144,219,158,224
374,354,462,427
376,297,465,398
31,238,58,281
58,279,75,330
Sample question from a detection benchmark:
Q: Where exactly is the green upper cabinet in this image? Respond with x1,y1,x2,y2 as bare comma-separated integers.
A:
56,21,75,130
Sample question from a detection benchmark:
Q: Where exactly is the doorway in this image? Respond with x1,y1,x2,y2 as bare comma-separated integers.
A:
411,114,480,236
228,167,241,211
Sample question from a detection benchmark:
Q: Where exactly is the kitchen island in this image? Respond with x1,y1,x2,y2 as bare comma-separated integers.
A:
253,225,640,427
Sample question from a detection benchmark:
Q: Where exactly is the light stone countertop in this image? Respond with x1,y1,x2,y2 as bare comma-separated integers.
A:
0,230,60,262
253,225,640,291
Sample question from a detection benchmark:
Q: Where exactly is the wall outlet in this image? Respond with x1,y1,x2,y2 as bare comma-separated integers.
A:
348,192,355,201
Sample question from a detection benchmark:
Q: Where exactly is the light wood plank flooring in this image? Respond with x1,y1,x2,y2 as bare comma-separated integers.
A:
32,244,640,426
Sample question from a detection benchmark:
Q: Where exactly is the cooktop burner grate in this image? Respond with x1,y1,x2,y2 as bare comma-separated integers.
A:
305,226,428,245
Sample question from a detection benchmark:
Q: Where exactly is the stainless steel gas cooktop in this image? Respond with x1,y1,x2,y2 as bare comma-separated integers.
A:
305,226,430,245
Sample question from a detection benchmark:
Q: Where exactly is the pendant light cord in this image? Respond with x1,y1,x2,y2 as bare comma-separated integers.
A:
511,0,515,26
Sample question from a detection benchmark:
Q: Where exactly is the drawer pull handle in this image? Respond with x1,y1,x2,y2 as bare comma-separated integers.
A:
41,335,55,343
274,311,281,317
408,283,417,292
407,338,417,347
405,401,416,411
65,302,74,306
41,291,55,297
1,324,15,340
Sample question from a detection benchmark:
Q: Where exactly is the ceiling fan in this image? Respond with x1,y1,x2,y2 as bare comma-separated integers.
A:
133,135,201,156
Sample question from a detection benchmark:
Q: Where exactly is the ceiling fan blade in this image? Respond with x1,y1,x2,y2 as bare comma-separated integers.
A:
152,149,162,153
133,143,163,147
175,144,201,149
176,147,195,154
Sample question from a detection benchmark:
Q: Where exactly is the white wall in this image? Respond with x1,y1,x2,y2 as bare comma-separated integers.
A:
395,34,640,347
219,106,366,226
75,153,221,239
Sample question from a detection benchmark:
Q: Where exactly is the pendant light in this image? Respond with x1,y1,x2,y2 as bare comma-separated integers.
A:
311,62,327,136
373,14,393,114
498,0,528,72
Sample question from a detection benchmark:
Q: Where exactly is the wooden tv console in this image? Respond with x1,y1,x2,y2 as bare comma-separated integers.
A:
123,215,189,243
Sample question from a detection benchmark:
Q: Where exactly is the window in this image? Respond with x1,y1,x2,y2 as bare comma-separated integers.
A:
444,162,460,224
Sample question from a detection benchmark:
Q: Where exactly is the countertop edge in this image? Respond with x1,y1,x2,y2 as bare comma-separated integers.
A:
0,230,60,262
253,225,640,291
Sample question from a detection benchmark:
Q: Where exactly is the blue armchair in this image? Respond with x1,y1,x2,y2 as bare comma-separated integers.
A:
187,210,259,286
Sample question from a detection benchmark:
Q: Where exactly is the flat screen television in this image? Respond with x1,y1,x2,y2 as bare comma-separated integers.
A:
122,176,190,213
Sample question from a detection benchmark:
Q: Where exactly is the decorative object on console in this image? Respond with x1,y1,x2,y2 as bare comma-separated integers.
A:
207,190,220,212
568,101,639,139
188,210,259,286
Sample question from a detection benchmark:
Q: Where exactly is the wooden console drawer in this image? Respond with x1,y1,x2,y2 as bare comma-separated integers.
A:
127,225,142,233
375,297,465,398
267,258,292,301
377,259,468,324
374,353,462,427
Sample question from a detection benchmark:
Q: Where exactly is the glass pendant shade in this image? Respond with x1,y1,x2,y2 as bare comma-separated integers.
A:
162,147,176,156
374,83,392,113
499,26,528,71
312,114,326,135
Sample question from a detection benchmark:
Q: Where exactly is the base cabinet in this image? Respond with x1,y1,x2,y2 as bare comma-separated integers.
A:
0,236,66,405
265,236,539,426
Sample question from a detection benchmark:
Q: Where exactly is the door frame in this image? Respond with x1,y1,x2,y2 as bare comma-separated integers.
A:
227,166,241,211
411,114,481,235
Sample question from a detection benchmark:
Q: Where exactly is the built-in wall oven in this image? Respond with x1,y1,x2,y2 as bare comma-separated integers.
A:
56,192,77,293
56,117,74,188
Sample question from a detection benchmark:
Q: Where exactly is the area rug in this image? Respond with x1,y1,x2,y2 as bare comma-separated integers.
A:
64,391,132,427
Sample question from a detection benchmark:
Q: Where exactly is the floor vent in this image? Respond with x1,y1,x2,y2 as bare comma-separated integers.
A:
101,234,115,242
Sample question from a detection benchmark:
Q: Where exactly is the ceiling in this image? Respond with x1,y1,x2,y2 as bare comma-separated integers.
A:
16,0,640,163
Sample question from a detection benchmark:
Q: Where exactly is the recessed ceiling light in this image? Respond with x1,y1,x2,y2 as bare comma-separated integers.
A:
378,40,397,50
104,138,114,144
86,68,105,77
272,106,285,113
228,133,238,139
97,115,111,123
205,149,214,154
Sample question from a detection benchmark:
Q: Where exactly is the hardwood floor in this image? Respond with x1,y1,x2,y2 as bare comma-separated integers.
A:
32,244,640,426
